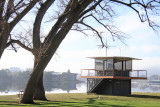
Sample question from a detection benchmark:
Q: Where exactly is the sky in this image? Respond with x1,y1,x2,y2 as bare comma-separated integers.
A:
0,6,160,76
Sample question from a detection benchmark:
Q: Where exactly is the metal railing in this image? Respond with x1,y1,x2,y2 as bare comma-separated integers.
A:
81,69,147,78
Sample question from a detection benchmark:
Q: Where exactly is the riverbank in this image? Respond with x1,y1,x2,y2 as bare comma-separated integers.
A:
0,93,160,106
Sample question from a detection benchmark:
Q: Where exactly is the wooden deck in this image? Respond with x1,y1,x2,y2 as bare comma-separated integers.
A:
81,76,147,79
81,69,147,80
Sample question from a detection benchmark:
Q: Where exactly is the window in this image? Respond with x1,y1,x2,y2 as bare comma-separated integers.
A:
126,60,132,70
95,59,103,70
114,59,122,70
104,59,113,70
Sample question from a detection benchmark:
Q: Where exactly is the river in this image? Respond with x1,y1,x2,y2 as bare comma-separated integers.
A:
0,81,160,96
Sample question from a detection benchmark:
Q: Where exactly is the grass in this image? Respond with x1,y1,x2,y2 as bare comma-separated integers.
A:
0,93,160,107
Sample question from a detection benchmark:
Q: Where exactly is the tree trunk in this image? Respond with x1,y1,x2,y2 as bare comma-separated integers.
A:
0,24,10,59
20,67,43,103
20,53,53,104
33,72,47,101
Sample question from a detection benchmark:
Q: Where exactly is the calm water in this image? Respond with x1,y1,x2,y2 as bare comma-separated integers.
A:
0,82,160,95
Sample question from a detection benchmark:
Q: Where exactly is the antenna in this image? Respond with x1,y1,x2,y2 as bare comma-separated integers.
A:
97,38,115,56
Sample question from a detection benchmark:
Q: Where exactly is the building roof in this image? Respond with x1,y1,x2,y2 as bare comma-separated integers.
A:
87,56,141,61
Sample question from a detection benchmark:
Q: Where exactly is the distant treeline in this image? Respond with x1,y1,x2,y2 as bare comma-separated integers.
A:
0,69,78,93
148,75,160,80
0,69,77,82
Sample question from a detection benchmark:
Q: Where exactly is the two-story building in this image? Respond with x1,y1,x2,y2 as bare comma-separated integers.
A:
81,56,147,95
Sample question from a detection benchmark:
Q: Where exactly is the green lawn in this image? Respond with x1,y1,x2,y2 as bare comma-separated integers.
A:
0,93,160,107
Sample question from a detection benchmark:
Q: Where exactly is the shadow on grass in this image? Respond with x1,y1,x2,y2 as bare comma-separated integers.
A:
87,98,96,104
0,100,134,107
128,94,160,99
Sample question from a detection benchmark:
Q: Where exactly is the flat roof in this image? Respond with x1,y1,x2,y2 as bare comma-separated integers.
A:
87,56,141,60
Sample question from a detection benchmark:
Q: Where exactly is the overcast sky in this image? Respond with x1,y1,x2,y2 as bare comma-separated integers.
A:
0,9,160,75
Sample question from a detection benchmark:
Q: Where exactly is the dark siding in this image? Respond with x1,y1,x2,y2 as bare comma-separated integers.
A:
88,79,131,96
113,79,131,95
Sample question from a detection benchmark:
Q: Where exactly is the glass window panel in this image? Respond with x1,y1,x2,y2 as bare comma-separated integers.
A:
114,59,122,70
95,59,103,70
126,60,132,70
104,59,113,70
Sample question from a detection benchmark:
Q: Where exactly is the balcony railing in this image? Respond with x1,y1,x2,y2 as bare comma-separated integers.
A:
81,69,147,79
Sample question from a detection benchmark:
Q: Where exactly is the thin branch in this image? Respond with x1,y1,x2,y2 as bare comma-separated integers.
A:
78,21,105,46
79,0,102,19
91,14,126,42
10,0,39,31
6,39,33,53
14,0,24,10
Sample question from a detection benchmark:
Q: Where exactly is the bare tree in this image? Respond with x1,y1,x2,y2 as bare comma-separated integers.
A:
5,0,160,104
0,0,40,59
0,0,50,101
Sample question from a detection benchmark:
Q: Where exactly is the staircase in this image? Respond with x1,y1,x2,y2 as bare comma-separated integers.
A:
87,78,103,93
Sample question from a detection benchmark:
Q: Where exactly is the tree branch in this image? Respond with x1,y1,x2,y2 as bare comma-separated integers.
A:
79,0,102,19
78,21,105,46
110,0,160,30
33,0,55,50
10,0,39,31
0,0,5,20
43,0,75,45
5,0,14,21
6,39,33,53
91,14,126,42
14,0,24,10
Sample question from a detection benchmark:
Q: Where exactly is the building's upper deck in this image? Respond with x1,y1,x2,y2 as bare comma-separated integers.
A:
81,56,147,79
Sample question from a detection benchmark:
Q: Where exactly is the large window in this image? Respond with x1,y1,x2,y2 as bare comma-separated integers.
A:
114,60,132,70
114,59,122,70
104,59,113,70
126,60,132,70
95,59,103,70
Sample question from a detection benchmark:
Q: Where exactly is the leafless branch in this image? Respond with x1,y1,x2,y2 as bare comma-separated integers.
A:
10,0,40,31
6,39,33,53
79,0,102,19
110,0,160,31
77,21,105,47
91,14,126,42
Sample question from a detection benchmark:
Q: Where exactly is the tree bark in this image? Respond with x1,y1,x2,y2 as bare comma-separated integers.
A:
33,72,47,101
0,24,10,59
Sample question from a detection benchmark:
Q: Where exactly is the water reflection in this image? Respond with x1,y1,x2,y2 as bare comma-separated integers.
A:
0,81,160,95
0,81,82,95
1,69,160,95
132,82,160,92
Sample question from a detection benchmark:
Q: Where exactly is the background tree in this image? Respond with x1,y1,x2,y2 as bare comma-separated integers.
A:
5,0,160,104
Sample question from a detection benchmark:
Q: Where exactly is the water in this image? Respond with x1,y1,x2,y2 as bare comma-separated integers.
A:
0,82,160,96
